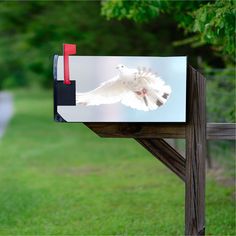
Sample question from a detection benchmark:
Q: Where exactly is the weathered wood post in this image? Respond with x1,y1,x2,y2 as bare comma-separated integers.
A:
185,66,206,235
83,66,221,235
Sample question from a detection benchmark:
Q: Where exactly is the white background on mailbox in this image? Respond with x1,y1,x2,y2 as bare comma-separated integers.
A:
57,56,187,122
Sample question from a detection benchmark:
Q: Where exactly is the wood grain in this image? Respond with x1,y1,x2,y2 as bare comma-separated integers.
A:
207,123,235,140
185,66,206,235
85,122,235,140
85,123,186,138
136,138,185,181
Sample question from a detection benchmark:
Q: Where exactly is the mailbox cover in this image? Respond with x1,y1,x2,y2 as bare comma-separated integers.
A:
54,55,187,122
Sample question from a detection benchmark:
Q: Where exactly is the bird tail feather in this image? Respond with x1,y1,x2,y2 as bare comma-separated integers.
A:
146,85,172,108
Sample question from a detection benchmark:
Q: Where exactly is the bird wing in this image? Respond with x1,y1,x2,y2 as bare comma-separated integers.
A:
76,76,128,106
120,92,154,111
120,67,172,112
137,67,165,91
121,88,171,112
137,67,172,97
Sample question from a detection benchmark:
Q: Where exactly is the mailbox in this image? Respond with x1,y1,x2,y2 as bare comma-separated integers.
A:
54,45,187,122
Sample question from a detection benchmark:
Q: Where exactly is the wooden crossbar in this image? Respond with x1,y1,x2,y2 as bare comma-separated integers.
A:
136,138,186,181
85,122,235,140
207,123,235,140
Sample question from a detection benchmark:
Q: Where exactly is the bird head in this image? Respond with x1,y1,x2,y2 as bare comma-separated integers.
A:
116,64,127,73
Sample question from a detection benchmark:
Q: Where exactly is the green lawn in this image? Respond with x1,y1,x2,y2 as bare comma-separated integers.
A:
0,90,234,235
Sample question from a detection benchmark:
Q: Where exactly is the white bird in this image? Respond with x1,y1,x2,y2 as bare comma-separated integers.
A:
76,64,172,111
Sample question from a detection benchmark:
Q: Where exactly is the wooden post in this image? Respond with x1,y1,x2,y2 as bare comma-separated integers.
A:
85,66,235,235
185,66,206,235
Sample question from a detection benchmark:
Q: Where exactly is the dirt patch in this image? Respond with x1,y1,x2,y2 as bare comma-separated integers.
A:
207,161,235,187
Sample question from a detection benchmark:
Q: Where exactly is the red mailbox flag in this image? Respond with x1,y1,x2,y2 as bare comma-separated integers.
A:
63,44,76,85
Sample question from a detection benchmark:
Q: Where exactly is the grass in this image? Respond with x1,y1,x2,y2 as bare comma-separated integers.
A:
0,89,235,235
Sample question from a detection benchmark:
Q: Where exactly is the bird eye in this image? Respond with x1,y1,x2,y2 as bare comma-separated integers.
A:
121,65,124,68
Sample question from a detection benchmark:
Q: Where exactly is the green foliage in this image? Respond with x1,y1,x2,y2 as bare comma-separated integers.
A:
101,0,166,22
101,0,236,123
0,2,48,89
190,0,236,61
101,0,236,62
0,90,234,235
101,0,200,24
0,1,234,123
0,1,189,89
206,66,235,122
0,1,234,90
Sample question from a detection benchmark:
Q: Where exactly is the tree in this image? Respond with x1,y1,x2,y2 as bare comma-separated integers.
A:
101,0,236,63
101,0,235,122
0,1,211,89
0,1,168,89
